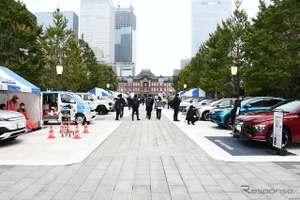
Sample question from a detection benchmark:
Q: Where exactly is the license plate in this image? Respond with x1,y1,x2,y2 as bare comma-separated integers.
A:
18,122,25,128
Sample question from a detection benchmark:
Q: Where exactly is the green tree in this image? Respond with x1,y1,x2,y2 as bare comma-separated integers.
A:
0,0,44,85
243,0,300,98
185,0,250,97
39,8,88,91
79,38,118,91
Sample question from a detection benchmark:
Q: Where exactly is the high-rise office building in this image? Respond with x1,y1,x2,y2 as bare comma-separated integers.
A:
191,0,233,57
35,11,79,38
113,5,136,76
80,0,115,64
115,6,136,63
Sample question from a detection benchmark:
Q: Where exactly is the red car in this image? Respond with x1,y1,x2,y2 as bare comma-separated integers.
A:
235,100,300,148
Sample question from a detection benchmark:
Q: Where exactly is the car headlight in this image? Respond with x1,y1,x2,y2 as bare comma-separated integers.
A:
254,124,266,134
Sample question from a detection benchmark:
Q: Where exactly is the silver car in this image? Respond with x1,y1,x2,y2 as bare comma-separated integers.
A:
198,98,233,121
0,110,27,140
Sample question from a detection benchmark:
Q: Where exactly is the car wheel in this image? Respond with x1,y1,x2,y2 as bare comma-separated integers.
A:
202,111,210,121
75,114,85,125
267,128,291,148
224,115,233,129
97,106,108,115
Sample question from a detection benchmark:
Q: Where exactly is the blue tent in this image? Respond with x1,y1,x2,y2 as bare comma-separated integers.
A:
178,91,186,96
89,87,112,97
107,90,114,95
183,88,211,98
0,66,40,93
0,66,42,126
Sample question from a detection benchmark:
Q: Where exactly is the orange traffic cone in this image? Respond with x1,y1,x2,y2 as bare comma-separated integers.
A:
73,126,81,139
82,122,89,134
58,123,64,133
74,125,79,134
47,126,56,139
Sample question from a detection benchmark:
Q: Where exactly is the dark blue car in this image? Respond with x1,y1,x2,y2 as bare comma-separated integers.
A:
209,97,285,129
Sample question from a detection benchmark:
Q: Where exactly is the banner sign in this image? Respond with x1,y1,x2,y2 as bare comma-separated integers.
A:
273,111,283,149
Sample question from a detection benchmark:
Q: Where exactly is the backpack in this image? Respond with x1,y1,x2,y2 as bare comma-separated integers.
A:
115,99,121,110
146,98,153,107
132,99,139,109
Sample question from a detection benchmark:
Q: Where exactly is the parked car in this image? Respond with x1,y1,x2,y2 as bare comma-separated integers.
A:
198,98,233,121
0,110,27,140
179,98,213,113
235,99,300,148
209,97,285,129
77,92,114,115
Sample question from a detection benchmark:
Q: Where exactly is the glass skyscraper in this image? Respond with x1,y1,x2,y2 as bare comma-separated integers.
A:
80,0,115,64
35,11,79,39
112,6,136,76
115,6,136,63
191,0,233,57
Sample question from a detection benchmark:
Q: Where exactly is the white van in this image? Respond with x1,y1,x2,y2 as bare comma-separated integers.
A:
77,92,114,115
42,91,93,124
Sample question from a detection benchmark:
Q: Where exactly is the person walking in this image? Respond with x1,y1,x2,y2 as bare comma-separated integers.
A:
145,94,154,119
166,96,171,109
115,94,125,120
127,96,132,110
6,95,19,111
230,94,242,136
119,94,126,118
131,94,140,121
186,105,198,125
172,93,181,121
154,96,164,120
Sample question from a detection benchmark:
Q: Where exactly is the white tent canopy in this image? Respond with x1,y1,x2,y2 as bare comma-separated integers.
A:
89,87,112,98
183,88,211,98
0,66,42,127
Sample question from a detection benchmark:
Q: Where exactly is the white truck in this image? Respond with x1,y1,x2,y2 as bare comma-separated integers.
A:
77,93,114,115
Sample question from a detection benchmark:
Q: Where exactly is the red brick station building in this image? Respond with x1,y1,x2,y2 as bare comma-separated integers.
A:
117,69,176,98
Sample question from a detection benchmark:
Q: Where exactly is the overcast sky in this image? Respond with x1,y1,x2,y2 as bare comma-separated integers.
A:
20,0,260,76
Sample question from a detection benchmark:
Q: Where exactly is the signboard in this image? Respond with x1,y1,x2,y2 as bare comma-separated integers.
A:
273,111,283,149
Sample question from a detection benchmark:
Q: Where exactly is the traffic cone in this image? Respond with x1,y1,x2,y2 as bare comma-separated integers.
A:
74,125,79,135
58,123,64,133
82,122,89,134
73,125,81,139
47,126,56,139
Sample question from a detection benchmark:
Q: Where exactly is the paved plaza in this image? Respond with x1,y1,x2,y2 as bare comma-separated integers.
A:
0,106,299,200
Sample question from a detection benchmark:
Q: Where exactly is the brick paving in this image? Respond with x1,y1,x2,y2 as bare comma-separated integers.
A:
0,108,299,200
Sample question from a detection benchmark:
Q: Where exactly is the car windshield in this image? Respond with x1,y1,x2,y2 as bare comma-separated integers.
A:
183,98,194,102
204,99,215,104
72,94,85,103
209,99,223,106
270,100,300,113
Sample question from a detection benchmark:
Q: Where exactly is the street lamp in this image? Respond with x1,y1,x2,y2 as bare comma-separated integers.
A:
183,84,187,90
56,65,63,91
106,83,110,91
231,66,238,94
